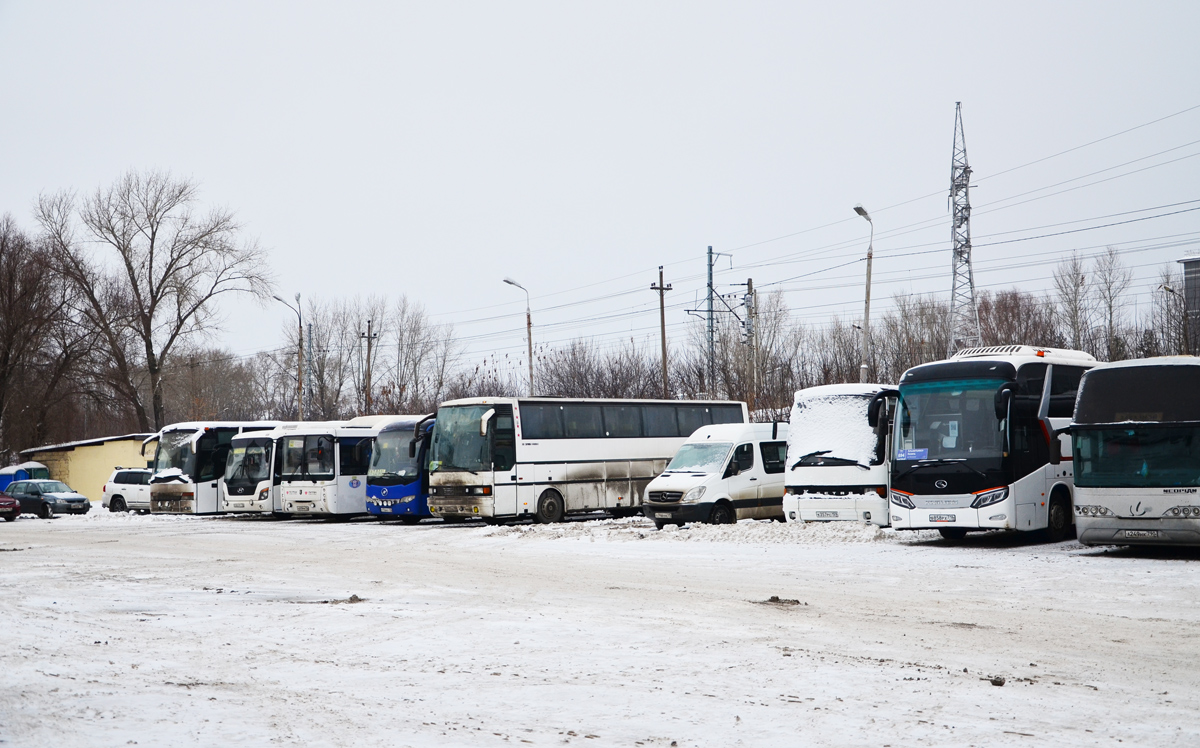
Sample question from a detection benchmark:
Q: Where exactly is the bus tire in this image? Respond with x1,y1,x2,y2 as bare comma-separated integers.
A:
111,497,126,513
1045,491,1073,543
399,516,421,525
707,501,735,525
938,527,967,541
535,490,565,524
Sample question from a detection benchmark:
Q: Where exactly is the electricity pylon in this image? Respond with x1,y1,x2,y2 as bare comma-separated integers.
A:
947,102,982,356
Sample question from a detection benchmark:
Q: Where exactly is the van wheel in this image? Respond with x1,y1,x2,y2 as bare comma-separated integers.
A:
707,502,735,525
38,502,54,519
1045,492,1073,543
938,527,967,541
535,490,565,524
112,497,127,513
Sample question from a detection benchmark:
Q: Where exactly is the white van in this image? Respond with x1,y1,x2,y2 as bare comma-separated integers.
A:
641,422,788,529
783,383,892,526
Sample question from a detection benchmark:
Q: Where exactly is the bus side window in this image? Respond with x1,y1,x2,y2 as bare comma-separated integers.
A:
493,411,515,471
1049,365,1087,417
196,433,218,481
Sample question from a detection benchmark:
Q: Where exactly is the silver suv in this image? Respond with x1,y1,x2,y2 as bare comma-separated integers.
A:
102,468,153,513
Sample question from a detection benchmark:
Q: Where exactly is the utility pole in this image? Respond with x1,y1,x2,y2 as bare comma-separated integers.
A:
854,205,874,383
707,245,715,398
947,102,982,356
273,293,304,420
650,266,673,399
360,318,379,415
743,278,757,414
306,322,315,416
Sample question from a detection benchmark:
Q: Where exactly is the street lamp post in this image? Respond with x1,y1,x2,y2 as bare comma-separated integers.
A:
504,278,535,396
273,293,304,420
1162,284,1191,355
854,205,874,383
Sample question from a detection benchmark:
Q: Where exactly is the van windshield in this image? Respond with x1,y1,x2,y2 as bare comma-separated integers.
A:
665,442,733,474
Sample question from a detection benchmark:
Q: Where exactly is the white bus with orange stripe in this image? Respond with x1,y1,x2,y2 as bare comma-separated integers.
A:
879,346,1096,541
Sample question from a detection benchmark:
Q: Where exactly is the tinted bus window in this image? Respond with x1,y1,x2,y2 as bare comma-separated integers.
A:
603,406,642,438
521,404,564,439
642,405,680,437
563,405,604,438
710,405,744,424
676,406,711,436
339,437,371,475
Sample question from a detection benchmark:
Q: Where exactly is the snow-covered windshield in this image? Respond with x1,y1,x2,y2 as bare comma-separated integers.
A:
666,442,733,473
789,394,881,468
369,427,422,485
154,430,196,474
225,438,272,488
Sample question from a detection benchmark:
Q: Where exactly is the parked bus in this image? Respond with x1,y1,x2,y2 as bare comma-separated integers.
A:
148,421,282,514
366,415,435,523
221,430,276,513
882,346,1095,541
1070,357,1200,547
783,384,893,526
427,397,748,523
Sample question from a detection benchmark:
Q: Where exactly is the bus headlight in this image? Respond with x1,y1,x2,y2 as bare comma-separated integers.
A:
682,486,706,503
258,489,269,501
890,491,915,509
970,487,1008,509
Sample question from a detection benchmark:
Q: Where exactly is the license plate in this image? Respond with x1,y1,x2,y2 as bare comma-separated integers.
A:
929,513,956,522
815,511,838,518
654,512,672,519
1125,530,1159,538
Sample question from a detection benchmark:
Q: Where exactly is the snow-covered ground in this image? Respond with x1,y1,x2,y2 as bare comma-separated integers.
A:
2,511,1197,747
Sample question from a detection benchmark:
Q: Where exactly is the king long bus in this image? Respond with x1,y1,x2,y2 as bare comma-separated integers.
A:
427,397,748,523
879,346,1096,541
1069,357,1200,547
365,415,435,523
148,421,282,514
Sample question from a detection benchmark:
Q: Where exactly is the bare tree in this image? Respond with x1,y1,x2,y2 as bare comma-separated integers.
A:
37,171,274,430
978,290,1060,349
1052,252,1093,353
1093,246,1133,361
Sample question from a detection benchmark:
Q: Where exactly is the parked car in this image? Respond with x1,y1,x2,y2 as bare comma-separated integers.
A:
7,479,91,518
0,492,19,521
642,422,789,529
102,468,153,513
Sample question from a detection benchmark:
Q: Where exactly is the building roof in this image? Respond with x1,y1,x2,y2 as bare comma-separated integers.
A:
19,433,155,456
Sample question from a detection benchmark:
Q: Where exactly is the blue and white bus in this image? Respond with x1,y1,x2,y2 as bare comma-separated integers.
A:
366,415,435,523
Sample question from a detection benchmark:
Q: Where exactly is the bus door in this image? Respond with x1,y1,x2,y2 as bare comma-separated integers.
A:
491,407,517,516
337,437,371,514
272,437,285,512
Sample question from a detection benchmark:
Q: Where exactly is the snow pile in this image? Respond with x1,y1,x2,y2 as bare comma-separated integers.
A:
482,516,934,544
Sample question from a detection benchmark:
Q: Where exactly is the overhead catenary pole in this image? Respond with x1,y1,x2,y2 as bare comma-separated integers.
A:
947,101,982,356
744,278,757,413
650,266,673,398
306,322,315,414
360,318,379,415
707,246,715,397
854,205,874,383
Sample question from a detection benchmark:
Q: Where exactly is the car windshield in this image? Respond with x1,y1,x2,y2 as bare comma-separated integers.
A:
895,379,1005,462
369,427,422,485
155,429,197,474
225,438,272,487
1074,426,1200,488
429,406,493,473
665,442,733,473
40,481,72,493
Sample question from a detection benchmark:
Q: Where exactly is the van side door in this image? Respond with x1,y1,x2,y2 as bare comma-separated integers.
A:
758,440,787,519
724,443,760,518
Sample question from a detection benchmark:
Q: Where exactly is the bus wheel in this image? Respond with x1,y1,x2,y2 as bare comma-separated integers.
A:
399,516,421,525
535,490,565,524
707,502,735,525
1045,492,1073,543
938,527,967,541
111,497,126,513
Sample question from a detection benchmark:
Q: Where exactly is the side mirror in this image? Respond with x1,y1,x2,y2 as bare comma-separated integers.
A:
480,408,495,437
994,383,1017,421
867,389,899,428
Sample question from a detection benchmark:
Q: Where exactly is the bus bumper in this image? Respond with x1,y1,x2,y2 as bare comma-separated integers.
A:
1077,516,1200,546
150,486,196,514
889,497,1014,531
784,495,889,526
366,498,431,518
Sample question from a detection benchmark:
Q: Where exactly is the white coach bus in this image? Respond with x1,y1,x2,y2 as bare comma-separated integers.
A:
1070,358,1200,547
885,346,1096,541
221,416,393,517
427,397,748,523
148,421,282,514
783,384,894,526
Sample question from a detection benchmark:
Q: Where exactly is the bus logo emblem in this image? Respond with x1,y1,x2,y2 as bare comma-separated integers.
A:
935,480,948,489
1130,502,1148,516
349,478,361,489
381,488,388,496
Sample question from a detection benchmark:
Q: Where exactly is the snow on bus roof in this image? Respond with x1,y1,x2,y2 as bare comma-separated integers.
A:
1088,355,1200,370
792,383,888,404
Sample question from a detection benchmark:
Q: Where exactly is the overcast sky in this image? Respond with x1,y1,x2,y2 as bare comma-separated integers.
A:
2,2,1198,373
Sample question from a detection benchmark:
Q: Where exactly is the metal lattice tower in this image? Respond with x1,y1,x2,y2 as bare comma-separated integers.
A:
947,102,981,356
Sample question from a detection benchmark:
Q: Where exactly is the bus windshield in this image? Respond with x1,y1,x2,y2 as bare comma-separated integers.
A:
155,430,197,475
791,394,882,466
895,379,1005,463
665,442,733,473
369,427,422,486
1075,426,1200,488
225,438,272,488
429,405,492,473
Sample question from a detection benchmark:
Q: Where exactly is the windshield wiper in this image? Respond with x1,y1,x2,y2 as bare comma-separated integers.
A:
791,451,869,471
895,458,988,480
